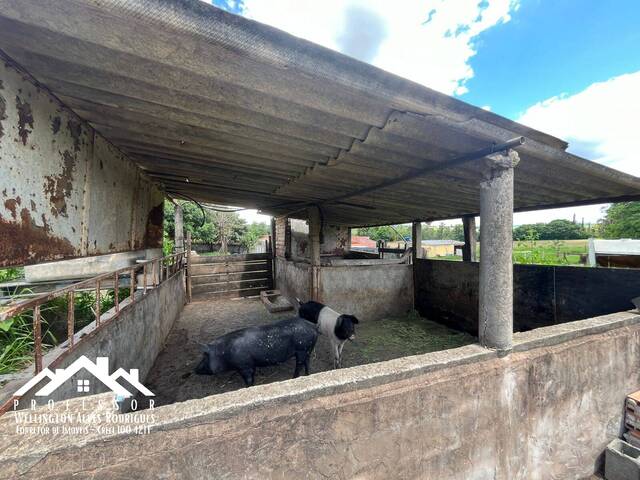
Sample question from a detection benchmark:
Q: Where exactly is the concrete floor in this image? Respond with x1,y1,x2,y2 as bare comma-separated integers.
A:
144,295,475,407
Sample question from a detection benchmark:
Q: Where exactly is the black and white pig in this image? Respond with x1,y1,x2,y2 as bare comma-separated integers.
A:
194,317,318,387
297,300,359,369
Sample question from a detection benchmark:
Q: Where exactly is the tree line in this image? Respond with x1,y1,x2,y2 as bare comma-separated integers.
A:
355,202,640,242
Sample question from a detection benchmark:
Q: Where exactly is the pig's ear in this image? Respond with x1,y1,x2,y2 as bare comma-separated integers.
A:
351,316,359,324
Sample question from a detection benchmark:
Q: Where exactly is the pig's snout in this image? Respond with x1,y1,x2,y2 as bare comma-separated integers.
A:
348,334,356,341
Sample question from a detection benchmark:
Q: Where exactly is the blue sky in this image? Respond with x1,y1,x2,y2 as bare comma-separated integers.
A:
209,0,640,225
461,0,640,119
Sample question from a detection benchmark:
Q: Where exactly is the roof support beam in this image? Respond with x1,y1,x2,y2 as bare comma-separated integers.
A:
479,150,519,353
270,137,525,214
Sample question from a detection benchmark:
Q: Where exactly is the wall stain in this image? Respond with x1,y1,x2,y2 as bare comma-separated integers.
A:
43,150,76,218
0,208,76,267
51,116,61,134
16,96,34,146
143,203,164,248
4,196,21,219
67,119,83,152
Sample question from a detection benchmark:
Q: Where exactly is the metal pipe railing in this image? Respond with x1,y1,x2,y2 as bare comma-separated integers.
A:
0,251,187,373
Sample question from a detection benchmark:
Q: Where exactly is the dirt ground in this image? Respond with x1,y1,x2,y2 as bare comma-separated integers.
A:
144,296,475,407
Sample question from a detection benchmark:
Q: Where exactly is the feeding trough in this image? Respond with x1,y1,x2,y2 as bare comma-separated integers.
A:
261,290,294,313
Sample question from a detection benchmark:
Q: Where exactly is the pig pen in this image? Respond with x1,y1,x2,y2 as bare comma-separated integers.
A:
144,296,474,406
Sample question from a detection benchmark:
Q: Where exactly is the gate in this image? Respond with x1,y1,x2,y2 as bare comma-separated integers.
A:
188,252,273,298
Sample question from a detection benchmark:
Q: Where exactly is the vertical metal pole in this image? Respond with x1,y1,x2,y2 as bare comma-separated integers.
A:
130,268,136,303
33,304,42,374
67,291,75,347
186,231,192,302
479,150,519,353
308,207,321,301
142,264,147,294
114,272,120,312
95,280,101,326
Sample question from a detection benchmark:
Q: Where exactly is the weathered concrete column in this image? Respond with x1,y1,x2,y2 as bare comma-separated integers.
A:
174,204,184,252
479,150,519,352
308,207,321,301
462,215,477,262
412,221,422,262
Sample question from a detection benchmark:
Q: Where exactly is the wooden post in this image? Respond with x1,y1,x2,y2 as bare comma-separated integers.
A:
462,215,477,262
308,207,321,301
186,231,193,303
412,221,422,263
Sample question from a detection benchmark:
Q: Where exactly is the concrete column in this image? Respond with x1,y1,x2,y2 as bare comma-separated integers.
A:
462,215,477,262
412,221,422,262
174,204,184,252
479,150,519,352
308,206,321,301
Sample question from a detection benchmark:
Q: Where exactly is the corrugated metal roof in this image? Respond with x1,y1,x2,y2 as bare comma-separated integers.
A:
1,0,639,226
591,239,640,255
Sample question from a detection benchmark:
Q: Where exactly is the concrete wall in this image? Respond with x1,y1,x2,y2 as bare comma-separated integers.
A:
415,259,640,335
2,311,640,479
319,263,412,320
5,271,185,407
276,257,412,321
275,257,309,303
0,55,164,267
288,218,350,260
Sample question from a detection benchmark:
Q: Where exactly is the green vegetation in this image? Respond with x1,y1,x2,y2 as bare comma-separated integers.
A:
600,202,640,239
163,200,269,253
0,288,130,374
513,236,587,266
513,219,594,241
0,267,23,283
0,305,55,374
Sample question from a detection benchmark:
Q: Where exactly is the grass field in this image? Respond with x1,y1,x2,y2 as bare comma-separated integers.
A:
432,239,589,266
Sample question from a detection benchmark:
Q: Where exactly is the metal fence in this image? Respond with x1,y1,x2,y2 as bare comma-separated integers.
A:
0,251,188,374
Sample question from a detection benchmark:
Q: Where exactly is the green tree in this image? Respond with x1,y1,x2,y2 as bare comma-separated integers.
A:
241,222,271,250
163,201,254,252
513,219,587,240
600,202,640,239
356,225,411,242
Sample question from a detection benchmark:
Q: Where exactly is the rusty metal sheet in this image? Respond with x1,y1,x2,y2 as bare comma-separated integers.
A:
0,58,164,267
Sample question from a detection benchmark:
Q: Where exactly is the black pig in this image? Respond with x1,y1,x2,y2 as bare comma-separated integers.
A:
194,317,318,387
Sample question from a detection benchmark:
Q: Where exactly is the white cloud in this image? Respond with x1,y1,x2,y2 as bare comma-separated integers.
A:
519,71,640,177
241,0,519,95
516,71,640,223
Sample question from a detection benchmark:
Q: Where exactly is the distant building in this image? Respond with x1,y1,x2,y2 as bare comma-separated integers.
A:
420,240,465,258
588,238,640,268
351,235,377,252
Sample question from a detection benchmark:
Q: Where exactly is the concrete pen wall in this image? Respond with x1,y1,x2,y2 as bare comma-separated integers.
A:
2,311,639,479
415,259,640,335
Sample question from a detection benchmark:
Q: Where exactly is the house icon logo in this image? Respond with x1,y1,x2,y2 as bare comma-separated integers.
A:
15,356,154,398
